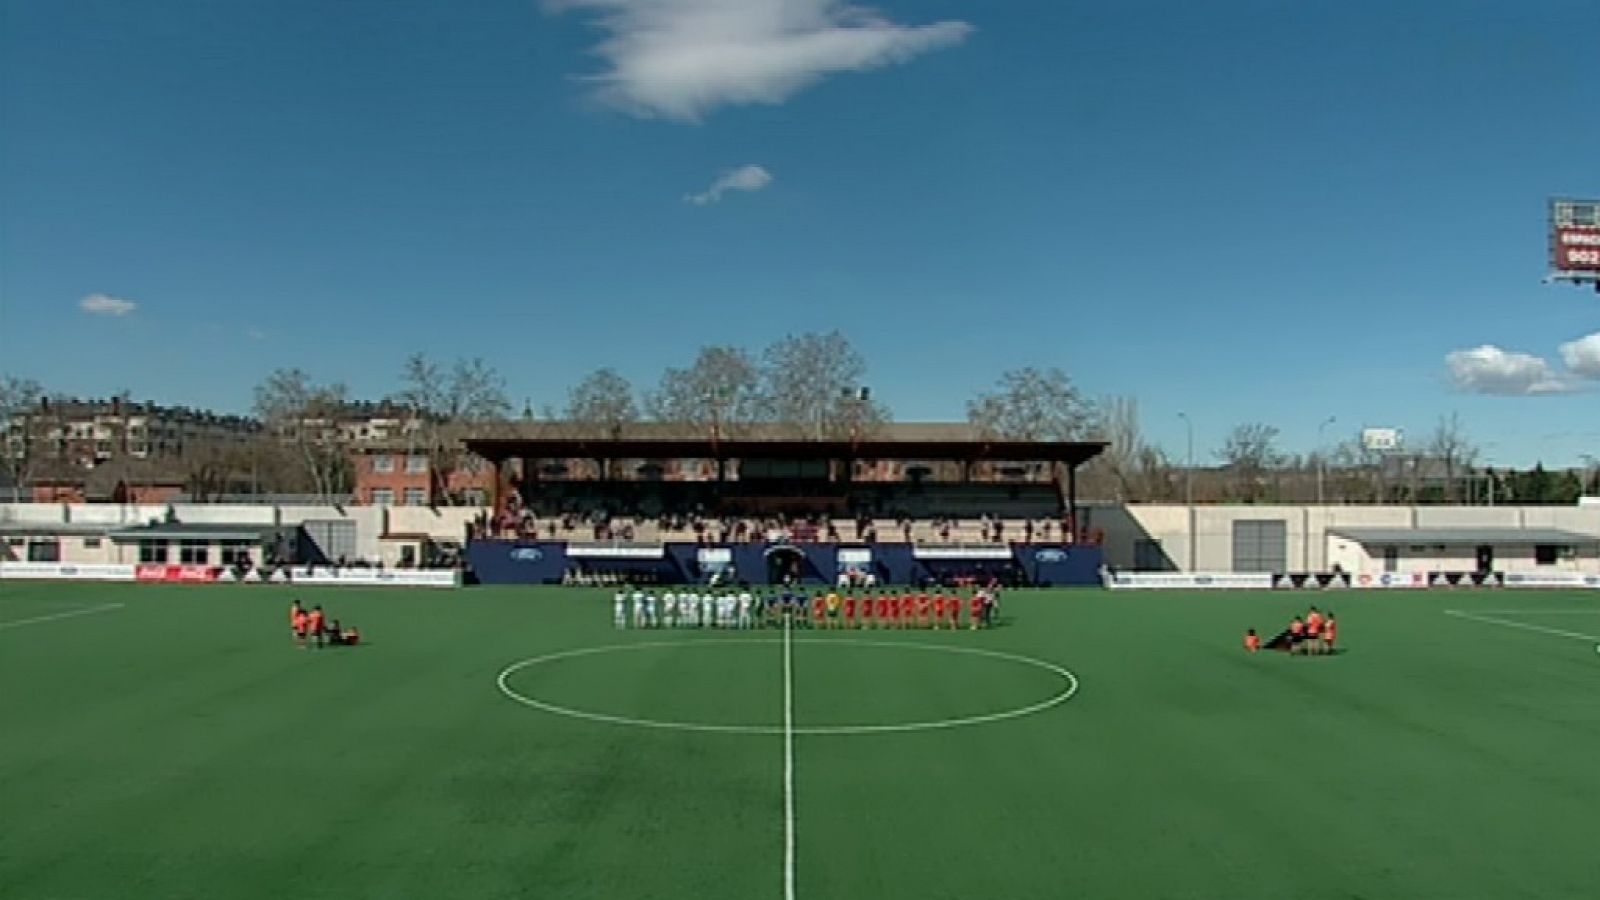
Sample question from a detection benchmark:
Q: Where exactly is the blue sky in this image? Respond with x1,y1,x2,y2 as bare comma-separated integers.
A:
2,0,1597,467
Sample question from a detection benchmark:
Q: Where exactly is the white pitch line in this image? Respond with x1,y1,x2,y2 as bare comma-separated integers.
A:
782,614,797,900
1443,609,1600,643
0,602,124,631
1459,610,1600,616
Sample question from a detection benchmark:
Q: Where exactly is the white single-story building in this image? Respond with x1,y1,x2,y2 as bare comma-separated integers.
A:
1,521,289,568
1325,527,1600,578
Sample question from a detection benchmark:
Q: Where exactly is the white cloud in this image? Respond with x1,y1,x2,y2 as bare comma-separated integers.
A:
551,0,972,121
79,293,137,317
1558,331,1600,380
686,164,773,205
1446,331,1600,396
1445,345,1575,396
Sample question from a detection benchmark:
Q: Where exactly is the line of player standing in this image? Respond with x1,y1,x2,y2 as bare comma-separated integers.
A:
614,586,999,630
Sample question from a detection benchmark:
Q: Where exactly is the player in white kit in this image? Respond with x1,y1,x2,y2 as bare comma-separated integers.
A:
737,589,753,629
631,588,647,628
614,589,627,629
662,591,678,629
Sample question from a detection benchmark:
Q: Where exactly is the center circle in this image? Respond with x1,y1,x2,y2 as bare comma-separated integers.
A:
496,638,1079,736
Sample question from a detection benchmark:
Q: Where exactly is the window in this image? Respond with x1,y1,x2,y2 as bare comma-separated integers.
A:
403,487,428,506
373,454,395,473
405,454,428,474
1231,520,1288,573
27,540,61,562
370,488,395,506
138,540,168,563
179,540,210,565
1534,544,1573,565
220,540,253,566
83,537,102,549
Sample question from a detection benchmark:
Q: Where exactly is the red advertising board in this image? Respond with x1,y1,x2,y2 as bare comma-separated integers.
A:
1554,226,1600,272
136,564,221,584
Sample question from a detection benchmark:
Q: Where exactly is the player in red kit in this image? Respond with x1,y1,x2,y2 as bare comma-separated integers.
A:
878,592,894,629
932,594,948,629
843,594,858,629
970,591,986,630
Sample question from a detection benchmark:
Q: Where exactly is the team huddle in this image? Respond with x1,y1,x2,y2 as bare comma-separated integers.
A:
1244,605,1338,655
615,586,1000,630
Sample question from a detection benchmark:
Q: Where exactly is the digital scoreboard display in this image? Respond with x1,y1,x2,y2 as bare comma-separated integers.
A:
1551,199,1600,274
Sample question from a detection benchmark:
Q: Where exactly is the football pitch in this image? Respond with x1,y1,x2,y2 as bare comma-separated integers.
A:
2,584,1597,900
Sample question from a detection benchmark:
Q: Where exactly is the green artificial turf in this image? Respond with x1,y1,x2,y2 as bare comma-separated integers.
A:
2,583,1598,899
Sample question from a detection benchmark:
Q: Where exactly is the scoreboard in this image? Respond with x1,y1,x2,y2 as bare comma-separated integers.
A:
1550,198,1600,278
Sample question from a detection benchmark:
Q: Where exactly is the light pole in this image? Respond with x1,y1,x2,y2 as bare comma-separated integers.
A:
1316,415,1336,505
1178,412,1194,572
1177,412,1193,505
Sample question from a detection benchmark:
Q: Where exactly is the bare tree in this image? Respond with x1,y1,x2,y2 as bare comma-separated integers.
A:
1216,422,1284,502
761,331,889,439
253,369,353,502
1428,412,1477,503
967,367,1096,441
565,368,639,437
396,353,511,504
1084,395,1176,501
183,438,246,502
0,376,44,501
645,345,765,436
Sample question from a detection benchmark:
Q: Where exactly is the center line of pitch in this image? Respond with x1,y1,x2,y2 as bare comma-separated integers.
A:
783,613,796,900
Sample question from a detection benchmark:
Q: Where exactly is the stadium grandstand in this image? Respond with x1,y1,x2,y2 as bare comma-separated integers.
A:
461,423,1108,587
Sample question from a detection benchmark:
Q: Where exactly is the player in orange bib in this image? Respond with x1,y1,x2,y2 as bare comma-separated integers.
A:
1288,616,1306,654
292,608,310,649
1305,606,1325,655
289,600,304,645
1322,611,1337,653
307,606,326,648
1244,628,1261,653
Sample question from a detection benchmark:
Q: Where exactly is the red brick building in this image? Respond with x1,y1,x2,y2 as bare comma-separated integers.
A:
350,444,497,506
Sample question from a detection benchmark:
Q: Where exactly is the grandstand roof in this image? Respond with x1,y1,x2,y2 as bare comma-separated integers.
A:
465,424,1107,466
107,522,287,542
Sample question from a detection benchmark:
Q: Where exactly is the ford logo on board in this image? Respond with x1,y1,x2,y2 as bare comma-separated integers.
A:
510,547,543,562
1034,549,1067,563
